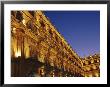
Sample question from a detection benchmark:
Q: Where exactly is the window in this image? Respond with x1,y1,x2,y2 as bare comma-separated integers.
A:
29,11,35,17
11,11,15,17
16,11,23,22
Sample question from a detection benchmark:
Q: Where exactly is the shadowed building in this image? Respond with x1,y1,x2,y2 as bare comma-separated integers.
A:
11,11,100,77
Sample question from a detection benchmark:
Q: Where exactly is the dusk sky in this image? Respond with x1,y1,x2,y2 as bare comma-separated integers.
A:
44,11,100,58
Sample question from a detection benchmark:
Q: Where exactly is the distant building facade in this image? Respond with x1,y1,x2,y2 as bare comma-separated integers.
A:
11,11,100,77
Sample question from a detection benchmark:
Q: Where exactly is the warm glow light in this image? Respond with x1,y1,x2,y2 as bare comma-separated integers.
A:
22,19,26,25
12,27,16,33
95,73,99,77
13,27,16,31
92,65,96,69
89,74,92,77
15,50,21,58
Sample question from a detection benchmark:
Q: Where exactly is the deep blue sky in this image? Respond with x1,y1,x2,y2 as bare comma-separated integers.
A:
44,11,100,58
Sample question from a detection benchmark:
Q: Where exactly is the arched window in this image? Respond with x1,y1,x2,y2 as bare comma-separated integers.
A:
29,11,35,17
26,20,33,29
55,36,58,42
11,11,15,17
49,29,53,36
16,11,23,23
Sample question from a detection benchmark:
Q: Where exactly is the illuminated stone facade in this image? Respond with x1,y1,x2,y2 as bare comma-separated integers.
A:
11,11,100,77
81,54,100,77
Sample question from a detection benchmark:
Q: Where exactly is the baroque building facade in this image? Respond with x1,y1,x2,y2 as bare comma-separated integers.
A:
11,11,100,77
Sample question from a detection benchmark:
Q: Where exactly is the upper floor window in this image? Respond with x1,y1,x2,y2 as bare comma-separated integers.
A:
11,11,23,23
29,11,35,17
16,11,23,23
11,11,15,17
